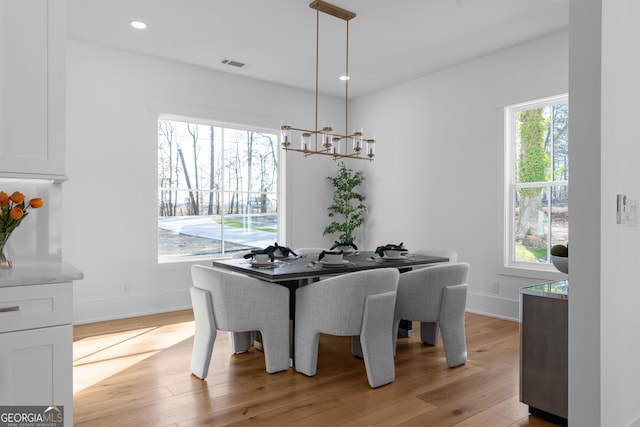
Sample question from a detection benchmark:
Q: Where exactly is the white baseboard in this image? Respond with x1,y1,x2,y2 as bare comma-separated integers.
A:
73,288,192,324
466,292,520,322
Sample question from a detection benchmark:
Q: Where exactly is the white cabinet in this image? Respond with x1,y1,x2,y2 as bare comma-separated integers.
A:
0,280,75,427
0,0,66,177
0,325,72,408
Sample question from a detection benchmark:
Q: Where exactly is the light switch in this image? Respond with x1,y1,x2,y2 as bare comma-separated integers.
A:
624,198,639,227
618,194,638,227
617,194,625,224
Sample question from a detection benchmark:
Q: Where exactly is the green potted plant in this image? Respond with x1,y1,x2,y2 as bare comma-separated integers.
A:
323,162,366,251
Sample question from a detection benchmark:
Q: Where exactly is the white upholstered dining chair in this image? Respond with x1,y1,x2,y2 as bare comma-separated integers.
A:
189,265,290,379
294,268,400,388
393,262,470,368
396,248,459,337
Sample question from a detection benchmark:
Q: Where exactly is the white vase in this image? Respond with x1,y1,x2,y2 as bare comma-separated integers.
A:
0,232,13,269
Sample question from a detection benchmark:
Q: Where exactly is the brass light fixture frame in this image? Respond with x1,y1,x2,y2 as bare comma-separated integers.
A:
281,0,375,161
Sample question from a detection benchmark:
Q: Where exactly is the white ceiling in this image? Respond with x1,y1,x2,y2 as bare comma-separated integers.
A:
66,0,569,98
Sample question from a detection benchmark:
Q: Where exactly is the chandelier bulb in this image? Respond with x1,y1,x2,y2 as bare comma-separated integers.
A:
352,128,363,153
366,137,376,158
281,124,292,148
332,136,341,156
301,132,312,152
322,126,333,149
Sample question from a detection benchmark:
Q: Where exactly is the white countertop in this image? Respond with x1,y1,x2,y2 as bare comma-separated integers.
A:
520,280,568,300
0,262,83,287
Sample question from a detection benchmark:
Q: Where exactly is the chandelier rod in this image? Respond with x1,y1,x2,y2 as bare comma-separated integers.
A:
345,20,350,140
315,6,320,152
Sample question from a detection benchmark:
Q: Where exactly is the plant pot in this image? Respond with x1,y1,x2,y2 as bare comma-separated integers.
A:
551,255,568,274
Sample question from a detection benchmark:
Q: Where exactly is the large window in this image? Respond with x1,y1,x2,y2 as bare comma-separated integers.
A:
157,115,280,261
505,95,568,270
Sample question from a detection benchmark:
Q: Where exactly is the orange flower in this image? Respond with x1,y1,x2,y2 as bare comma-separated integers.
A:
9,207,23,220
1,191,42,235
9,192,24,204
29,198,43,209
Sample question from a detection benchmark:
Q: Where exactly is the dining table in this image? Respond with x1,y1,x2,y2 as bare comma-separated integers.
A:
211,250,448,283
210,250,449,363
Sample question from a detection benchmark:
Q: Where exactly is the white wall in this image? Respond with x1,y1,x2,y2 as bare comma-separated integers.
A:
568,0,602,424
65,40,342,322
350,31,569,320
601,1,640,422
569,0,640,425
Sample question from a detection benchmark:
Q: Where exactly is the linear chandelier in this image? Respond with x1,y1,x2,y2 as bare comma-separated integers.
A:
281,0,375,161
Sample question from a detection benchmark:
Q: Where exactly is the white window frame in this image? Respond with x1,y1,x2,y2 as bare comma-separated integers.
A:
156,113,284,264
503,94,568,274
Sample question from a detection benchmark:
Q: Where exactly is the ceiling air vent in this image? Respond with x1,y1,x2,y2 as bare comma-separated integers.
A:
221,59,247,69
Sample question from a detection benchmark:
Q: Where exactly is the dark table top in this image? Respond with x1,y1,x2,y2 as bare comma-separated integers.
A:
210,251,449,283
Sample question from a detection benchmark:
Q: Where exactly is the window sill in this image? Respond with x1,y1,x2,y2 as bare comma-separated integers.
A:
500,264,568,281
155,254,232,271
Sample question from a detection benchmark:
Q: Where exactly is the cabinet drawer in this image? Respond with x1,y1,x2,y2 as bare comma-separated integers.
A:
0,283,72,333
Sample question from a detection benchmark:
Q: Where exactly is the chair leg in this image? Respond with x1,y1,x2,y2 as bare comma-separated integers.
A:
392,317,402,356
351,335,363,359
360,291,396,388
190,287,217,380
229,331,252,354
261,325,291,373
440,284,468,367
397,319,412,337
294,330,321,376
420,322,439,345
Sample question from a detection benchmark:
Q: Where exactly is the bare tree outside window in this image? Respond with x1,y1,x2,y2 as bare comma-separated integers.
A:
157,116,280,260
158,120,177,217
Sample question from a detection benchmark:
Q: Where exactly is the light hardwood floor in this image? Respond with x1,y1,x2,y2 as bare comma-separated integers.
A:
73,310,557,426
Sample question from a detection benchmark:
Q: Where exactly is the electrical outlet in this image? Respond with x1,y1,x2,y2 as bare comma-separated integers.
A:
490,281,499,294
121,281,130,293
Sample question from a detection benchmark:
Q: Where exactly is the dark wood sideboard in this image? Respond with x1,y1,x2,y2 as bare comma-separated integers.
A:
520,280,568,426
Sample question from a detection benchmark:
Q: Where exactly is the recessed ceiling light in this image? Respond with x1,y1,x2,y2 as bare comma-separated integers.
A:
130,21,147,30
339,75,350,81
